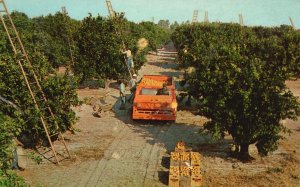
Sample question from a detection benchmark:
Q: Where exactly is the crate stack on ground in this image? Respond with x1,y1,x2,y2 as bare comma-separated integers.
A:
169,141,202,187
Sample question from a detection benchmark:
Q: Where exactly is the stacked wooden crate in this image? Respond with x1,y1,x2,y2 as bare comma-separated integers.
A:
169,142,202,187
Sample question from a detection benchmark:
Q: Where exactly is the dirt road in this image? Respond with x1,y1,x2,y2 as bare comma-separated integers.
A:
19,50,300,187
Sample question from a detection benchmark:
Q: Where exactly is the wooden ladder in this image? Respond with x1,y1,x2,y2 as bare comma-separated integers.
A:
0,0,70,164
104,0,133,78
192,10,199,23
289,17,296,30
106,0,116,18
239,14,244,26
204,11,209,23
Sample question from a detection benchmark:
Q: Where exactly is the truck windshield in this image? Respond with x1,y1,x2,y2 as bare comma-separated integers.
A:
140,88,170,95
140,88,158,95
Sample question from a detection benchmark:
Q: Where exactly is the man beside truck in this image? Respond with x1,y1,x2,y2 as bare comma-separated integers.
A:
128,74,137,103
119,79,126,110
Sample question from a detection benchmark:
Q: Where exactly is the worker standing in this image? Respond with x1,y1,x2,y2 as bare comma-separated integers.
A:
128,74,137,103
157,82,169,95
122,47,134,73
119,79,126,110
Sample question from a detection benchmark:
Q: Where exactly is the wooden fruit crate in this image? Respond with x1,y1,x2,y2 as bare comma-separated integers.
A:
93,103,113,117
169,142,202,187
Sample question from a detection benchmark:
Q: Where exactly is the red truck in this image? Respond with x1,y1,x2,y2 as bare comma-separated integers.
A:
132,75,177,121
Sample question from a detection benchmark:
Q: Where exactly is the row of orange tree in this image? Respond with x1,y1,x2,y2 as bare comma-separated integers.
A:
0,20,78,187
2,12,170,81
0,12,79,172
172,23,300,160
0,10,170,182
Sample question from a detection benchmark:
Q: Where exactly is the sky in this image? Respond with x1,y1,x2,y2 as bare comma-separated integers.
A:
3,0,300,27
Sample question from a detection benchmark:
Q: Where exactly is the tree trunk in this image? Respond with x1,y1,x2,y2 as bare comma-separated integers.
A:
239,143,253,162
186,95,191,106
0,95,22,113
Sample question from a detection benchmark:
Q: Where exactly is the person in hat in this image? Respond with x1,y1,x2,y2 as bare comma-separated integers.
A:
128,74,137,103
157,82,169,95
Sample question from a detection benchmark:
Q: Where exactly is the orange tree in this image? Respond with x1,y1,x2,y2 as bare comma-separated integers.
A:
0,11,80,68
172,23,300,160
0,52,77,187
0,54,78,145
32,12,80,68
0,11,79,166
0,111,28,186
74,14,171,82
122,20,170,70
74,14,125,82
0,11,78,184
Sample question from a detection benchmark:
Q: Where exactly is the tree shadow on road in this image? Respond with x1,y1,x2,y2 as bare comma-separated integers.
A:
159,71,183,79
123,119,234,185
134,122,232,157
161,156,170,169
148,58,178,68
113,104,233,159
110,89,234,160
295,127,300,132
158,156,170,185
158,171,169,185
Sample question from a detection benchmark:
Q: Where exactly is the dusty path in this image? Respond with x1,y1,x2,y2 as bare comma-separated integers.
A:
19,50,300,187
19,50,206,187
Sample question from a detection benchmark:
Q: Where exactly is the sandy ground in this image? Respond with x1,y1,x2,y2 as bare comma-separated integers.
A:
18,50,300,187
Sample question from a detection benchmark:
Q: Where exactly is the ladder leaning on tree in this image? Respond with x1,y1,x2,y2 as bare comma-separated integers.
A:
289,17,296,30
192,10,199,23
106,0,116,18
105,0,133,78
239,14,244,26
0,0,70,164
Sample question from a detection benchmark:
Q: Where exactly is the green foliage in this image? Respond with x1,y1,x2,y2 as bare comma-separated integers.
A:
0,11,79,68
0,170,29,187
170,21,180,33
26,152,42,165
42,75,79,133
0,54,78,144
0,112,21,182
0,10,170,177
0,41,78,183
121,20,169,69
157,20,170,30
1,11,170,83
74,14,170,82
32,12,80,67
172,23,300,159
0,9,171,170
2,9,174,186
74,14,125,81
0,113,18,171
0,12,33,55
137,21,170,50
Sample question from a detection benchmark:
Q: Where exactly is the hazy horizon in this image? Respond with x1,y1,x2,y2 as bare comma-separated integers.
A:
3,0,300,27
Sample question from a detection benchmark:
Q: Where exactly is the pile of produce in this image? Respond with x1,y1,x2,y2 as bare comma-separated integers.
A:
141,78,164,87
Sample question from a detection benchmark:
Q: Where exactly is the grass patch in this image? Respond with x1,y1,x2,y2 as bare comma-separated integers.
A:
266,167,283,174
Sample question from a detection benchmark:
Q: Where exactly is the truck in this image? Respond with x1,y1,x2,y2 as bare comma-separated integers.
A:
132,75,177,121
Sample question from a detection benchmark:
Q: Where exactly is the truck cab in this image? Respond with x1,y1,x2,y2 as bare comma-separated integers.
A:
132,75,177,121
